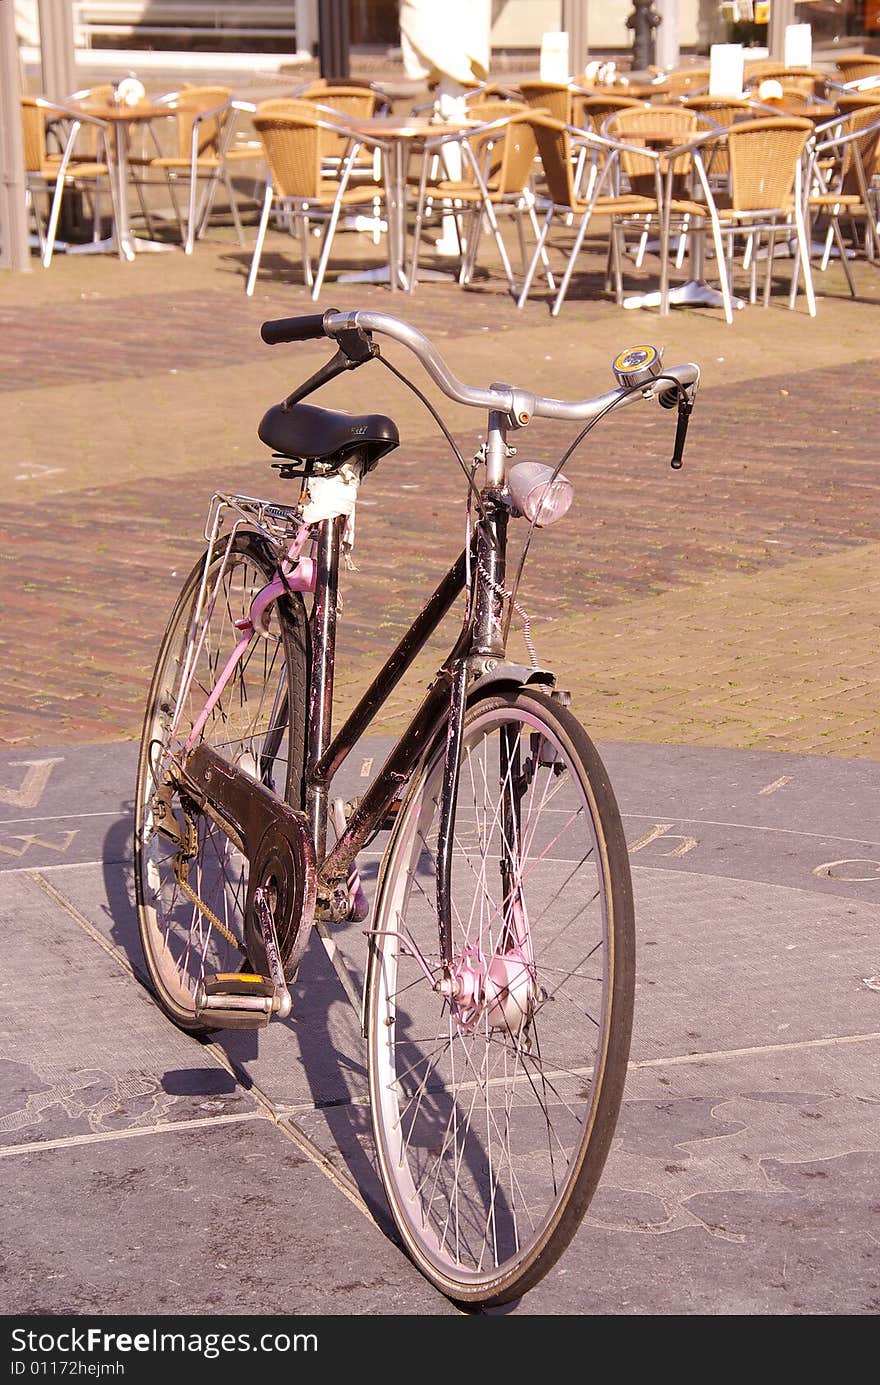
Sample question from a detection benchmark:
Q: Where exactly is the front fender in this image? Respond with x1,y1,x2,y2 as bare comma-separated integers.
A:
468,661,555,697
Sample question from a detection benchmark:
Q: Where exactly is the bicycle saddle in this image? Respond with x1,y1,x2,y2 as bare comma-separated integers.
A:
259,402,399,473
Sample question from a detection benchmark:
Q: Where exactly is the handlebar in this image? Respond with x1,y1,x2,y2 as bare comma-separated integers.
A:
260,308,700,433
261,312,331,345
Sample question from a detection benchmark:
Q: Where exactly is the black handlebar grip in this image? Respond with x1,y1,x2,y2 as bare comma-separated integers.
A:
261,309,340,345
670,400,693,470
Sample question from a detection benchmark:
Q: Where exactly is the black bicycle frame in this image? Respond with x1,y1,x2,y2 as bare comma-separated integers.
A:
307,490,508,970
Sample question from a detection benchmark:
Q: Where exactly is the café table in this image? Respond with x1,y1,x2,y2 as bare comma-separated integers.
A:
756,97,838,122
609,125,747,312
65,95,184,260
334,114,481,290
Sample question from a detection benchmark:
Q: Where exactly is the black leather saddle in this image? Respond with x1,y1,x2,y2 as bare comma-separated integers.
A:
259,402,399,473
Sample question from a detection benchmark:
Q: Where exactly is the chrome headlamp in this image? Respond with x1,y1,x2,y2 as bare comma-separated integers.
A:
507,462,574,527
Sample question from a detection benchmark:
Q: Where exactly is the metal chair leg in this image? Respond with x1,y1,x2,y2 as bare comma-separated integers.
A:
245,178,274,295
525,199,555,290
516,205,554,309
312,198,348,300
793,169,817,316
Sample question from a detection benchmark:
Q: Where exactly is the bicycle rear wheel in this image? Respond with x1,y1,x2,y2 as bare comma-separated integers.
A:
366,688,634,1306
134,532,309,1033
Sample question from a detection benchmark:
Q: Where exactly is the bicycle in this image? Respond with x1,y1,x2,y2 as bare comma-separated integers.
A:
133,310,700,1307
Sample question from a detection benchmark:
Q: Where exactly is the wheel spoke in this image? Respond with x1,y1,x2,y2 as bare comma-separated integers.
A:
369,691,634,1302
135,541,305,1027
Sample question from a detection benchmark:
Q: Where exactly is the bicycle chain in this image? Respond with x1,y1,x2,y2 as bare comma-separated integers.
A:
174,860,245,953
159,775,245,954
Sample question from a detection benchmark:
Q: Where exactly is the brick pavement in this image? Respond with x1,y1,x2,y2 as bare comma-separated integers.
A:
1,217,879,755
543,541,880,758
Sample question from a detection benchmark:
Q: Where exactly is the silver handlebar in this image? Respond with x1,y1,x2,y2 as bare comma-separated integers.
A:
324,309,701,429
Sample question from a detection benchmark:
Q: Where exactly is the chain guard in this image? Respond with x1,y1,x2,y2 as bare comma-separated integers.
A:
176,743,317,981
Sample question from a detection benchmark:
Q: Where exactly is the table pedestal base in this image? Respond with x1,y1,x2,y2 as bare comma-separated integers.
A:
623,280,746,311
66,234,176,260
336,265,456,288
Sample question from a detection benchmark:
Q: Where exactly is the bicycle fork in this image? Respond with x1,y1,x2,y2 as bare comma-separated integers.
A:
432,416,540,1031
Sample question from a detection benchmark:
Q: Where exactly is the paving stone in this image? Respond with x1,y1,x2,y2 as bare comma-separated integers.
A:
2,240,879,757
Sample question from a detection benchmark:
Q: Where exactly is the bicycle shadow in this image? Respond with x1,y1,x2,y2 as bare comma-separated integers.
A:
101,806,393,1227
102,800,147,982
104,811,518,1312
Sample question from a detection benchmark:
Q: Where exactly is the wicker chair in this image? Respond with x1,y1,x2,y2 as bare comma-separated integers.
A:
515,112,657,315
407,109,549,296
673,98,766,266
571,94,646,197
256,92,376,171
518,82,578,124
743,58,786,83
126,86,251,253
833,56,880,87
245,107,389,298
650,66,710,98
253,96,386,242
279,89,386,245
424,98,532,197
834,91,880,116
21,95,118,267
298,78,393,117
805,105,880,295
287,84,379,174
600,104,712,275
575,93,645,131
691,117,817,320
603,104,706,194
682,96,770,178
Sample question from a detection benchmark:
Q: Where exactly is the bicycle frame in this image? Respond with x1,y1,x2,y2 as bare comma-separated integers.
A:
183,467,522,984
311,403,521,905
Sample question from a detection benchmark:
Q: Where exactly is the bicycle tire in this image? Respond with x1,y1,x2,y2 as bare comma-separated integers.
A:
365,687,634,1306
134,532,309,1034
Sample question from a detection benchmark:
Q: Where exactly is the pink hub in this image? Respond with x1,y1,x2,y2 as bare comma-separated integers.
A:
485,952,535,1033
440,941,535,1034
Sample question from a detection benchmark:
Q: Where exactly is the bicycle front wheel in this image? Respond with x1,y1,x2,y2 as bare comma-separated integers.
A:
134,532,309,1033
366,688,634,1306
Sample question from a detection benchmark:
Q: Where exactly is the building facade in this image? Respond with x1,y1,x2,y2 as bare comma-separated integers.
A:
355,0,876,55
16,1,878,62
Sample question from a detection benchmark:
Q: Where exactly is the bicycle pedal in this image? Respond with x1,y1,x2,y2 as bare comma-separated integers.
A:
194,972,284,1030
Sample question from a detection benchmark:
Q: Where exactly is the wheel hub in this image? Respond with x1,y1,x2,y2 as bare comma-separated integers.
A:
441,941,536,1034
485,951,535,1033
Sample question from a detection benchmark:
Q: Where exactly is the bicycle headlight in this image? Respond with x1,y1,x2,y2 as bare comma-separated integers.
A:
508,462,574,527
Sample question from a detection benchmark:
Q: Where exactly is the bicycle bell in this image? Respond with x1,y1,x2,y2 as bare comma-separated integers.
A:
612,344,664,389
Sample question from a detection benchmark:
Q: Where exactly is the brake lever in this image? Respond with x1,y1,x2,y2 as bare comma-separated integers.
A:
281,327,378,410
670,395,693,470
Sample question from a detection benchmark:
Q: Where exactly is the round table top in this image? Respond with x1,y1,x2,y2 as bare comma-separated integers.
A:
341,115,481,139
759,98,838,120
68,98,176,121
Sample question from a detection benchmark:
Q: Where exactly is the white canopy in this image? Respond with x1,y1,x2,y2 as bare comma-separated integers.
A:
399,0,491,87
